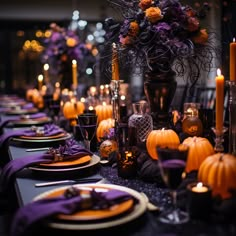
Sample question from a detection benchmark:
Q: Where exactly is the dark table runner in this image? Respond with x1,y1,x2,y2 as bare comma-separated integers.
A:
1,145,235,236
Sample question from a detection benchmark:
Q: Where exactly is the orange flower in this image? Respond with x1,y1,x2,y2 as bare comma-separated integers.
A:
145,7,163,23
66,37,77,47
139,0,152,11
129,21,139,37
192,29,208,44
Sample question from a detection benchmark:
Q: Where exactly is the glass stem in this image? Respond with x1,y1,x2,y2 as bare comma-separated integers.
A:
172,190,177,209
84,140,91,150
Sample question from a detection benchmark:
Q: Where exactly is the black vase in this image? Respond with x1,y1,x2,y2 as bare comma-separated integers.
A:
144,70,177,129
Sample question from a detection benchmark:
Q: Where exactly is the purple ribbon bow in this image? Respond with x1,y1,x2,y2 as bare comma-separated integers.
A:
0,124,63,147
10,187,134,236
0,139,93,189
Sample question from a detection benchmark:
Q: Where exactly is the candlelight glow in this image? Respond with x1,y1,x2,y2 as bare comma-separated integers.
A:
43,63,49,71
38,74,43,82
72,59,77,65
217,68,221,77
196,182,203,188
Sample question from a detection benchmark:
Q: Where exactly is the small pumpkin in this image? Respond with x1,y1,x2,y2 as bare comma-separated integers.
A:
95,104,113,124
99,139,118,158
183,136,215,173
146,129,180,160
198,153,236,199
62,100,85,120
96,118,115,142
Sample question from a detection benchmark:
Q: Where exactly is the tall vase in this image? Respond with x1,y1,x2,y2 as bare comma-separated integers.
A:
144,70,177,129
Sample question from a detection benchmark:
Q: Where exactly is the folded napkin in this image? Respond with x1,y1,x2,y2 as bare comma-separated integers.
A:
21,103,34,110
0,139,93,189
0,123,63,147
10,187,134,236
0,112,47,129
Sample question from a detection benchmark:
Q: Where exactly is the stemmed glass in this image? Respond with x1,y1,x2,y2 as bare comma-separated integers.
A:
156,144,189,224
49,99,61,125
77,114,98,151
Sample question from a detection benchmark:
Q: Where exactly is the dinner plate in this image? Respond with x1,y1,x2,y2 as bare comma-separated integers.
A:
5,107,38,115
29,154,100,173
19,132,66,140
10,116,52,126
33,183,146,230
39,155,92,168
13,132,71,143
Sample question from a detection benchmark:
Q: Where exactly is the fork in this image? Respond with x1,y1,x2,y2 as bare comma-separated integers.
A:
35,177,105,187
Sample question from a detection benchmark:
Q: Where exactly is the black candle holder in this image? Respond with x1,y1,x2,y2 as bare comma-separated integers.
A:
187,182,212,220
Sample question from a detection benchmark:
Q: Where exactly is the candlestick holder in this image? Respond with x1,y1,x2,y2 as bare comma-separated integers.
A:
211,127,228,153
226,81,236,155
110,80,123,122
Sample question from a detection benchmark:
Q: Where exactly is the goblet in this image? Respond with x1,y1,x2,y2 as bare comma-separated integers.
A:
77,113,98,151
156,144,189,224
49,99,61,125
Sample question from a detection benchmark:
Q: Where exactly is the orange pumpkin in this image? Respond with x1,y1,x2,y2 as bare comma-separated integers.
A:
96,118,115,142
146,129,180,160
198,153,236,199
62,101,85,120
183,136,214,173
95,104,113,124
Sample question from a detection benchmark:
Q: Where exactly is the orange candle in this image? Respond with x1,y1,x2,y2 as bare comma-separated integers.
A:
37,74,43,91
112,43,120,80
230,38,236,82
43,64,49,84
72,60,78,88
215,68,224,133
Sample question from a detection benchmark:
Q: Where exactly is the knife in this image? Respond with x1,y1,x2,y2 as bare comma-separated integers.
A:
35,177,103,187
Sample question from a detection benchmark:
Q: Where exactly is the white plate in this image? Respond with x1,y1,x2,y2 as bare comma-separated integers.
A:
28,154,100,173
33,183,146,230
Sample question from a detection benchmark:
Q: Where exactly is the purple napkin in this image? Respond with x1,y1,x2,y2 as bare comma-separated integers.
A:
0,139,93,189
0,124,63,147
10,187,134,236
0,112,47,129
22,103,34,109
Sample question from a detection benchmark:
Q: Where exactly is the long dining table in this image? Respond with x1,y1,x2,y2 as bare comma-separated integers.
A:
0,100,236,236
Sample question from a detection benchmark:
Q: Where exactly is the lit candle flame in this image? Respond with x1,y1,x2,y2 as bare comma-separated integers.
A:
217,68,221,76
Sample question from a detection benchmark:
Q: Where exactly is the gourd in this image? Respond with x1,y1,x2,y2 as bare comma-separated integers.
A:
146,129,180,160
95,104,113,124
182,136,214,173
96,118,115,142
198,153,236,199
62,100,84,120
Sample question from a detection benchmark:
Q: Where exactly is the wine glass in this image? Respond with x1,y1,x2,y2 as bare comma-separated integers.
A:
77,113,98,151
49,99,61,125
156,144,189,224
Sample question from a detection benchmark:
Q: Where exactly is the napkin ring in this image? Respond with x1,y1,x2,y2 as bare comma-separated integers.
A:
47,148,64,162
35,129,45,137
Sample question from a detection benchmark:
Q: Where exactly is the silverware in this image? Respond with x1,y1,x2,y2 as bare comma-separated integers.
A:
35,177,104,187
26,147,50,152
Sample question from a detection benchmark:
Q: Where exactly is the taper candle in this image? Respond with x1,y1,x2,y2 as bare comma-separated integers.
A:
43,64,49,84
37,74,43,91
72,60,78,88
215,68,224,133
230,38,236,82
112,43,120,80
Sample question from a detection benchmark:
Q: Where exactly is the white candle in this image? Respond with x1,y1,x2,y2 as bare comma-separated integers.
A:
191,182,209,193
72,60,78,88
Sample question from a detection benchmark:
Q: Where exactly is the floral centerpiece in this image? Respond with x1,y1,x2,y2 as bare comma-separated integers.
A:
41,23,95,88
105,0,217,127
105,0,215,82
